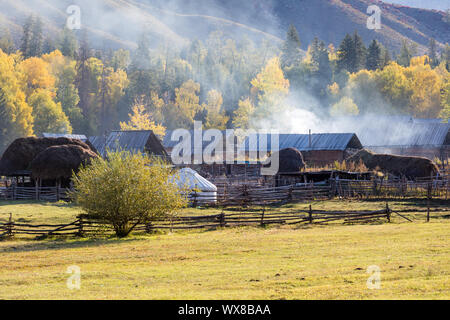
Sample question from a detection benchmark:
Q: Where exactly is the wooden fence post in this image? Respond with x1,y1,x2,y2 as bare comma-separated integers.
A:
77,216,84,237
427,183,432,222
287,186,293,202
260,207,265,226
220,211,226,228
309,205,313,224
192,191,198,208
386,203,391,223
7,213,13,238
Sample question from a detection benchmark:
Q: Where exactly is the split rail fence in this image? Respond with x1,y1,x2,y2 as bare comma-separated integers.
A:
0,175,448,206
0,206,392,239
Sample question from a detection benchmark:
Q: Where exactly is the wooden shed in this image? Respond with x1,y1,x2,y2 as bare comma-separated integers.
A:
89,130,169,161
242,133,363,167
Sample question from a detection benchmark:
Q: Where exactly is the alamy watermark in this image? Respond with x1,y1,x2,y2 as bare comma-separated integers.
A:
367,5,382,30
66,265,81,290
66,5,81,30
169,121,280,176
366,265,381,290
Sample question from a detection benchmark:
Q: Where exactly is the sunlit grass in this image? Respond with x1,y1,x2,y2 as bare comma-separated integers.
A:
0,199,448,299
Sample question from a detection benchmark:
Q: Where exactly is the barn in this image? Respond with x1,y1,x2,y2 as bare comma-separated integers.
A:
89,130,169,161
241,133,363,167
359,121,450,162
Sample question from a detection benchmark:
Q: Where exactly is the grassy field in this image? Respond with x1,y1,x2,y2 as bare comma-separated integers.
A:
0,199,449,299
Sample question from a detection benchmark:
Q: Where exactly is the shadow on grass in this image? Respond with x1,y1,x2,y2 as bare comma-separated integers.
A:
0,236,152,253
0,226,223,253
0,200,78,209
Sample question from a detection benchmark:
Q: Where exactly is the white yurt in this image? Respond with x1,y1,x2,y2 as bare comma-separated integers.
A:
173,168,218,204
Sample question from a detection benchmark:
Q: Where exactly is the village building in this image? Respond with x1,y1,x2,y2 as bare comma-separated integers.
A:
89,130,169,160
242,133,364,167
358,121,450,162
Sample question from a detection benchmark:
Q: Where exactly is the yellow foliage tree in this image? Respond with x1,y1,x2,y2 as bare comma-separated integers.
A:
204,90,229,130
120,99,166,138
0,49,34,151
330,97,359,116
20,56,56,96
232,98,255,130
250,57,290,121
404,56,443,117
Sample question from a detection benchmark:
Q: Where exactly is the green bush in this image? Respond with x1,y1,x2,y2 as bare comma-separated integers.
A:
70,150,188,237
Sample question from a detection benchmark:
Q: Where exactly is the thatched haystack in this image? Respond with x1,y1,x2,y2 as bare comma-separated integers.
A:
347,149,439,179
265,148,306,174
0,137,95,176
30,145,98,180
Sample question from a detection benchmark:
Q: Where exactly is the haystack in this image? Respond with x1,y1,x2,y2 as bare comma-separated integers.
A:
30,145,98,181
0,137,96,176
265,148,306,174
347,149,439,179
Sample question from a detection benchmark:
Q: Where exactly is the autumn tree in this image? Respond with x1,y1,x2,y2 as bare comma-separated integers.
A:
20,57,56,95
120,98,166,138
232,97,255,129
71,150,187,237
250,57,290,122
28,89,72,135
330,97,359,116
0,50,33,152
204,90,229,130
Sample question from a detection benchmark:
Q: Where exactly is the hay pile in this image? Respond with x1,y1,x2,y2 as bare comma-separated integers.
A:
265,148,306,174
0,137,97,177
30,145,98,180
347,149,439,179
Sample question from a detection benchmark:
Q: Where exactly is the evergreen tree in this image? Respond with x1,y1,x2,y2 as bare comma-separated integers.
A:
441,43,450,72
366,40,382,70
310,38,333,97
0,28,14,54
428,38,439,68
29,16,43,57
131,32,151,70
397,40,415,67
21,15,34,58
75,31,92,133
59,28,78,58
337,33,355,73
353,31,366,72
42,36,55,55
280,24,302,68
380,44,391,68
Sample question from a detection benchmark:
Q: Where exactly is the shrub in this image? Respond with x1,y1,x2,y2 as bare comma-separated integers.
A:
70,150,188,237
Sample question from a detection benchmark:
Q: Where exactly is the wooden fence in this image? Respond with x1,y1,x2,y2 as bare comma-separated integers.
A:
189,183,332,207
0,206,392,239
333,176,449,199
0,186,70,201
0,175,448,206
0,214,81,238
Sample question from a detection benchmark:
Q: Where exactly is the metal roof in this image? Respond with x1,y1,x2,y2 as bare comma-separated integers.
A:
42,133,87,141
163,130,234,154
89,130,167,157
242,133,363,152
358,123,450,147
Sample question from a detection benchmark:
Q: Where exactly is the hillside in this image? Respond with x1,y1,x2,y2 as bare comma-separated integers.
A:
0,0,448,53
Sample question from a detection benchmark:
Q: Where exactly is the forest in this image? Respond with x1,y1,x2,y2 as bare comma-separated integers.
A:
0,16,449,152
